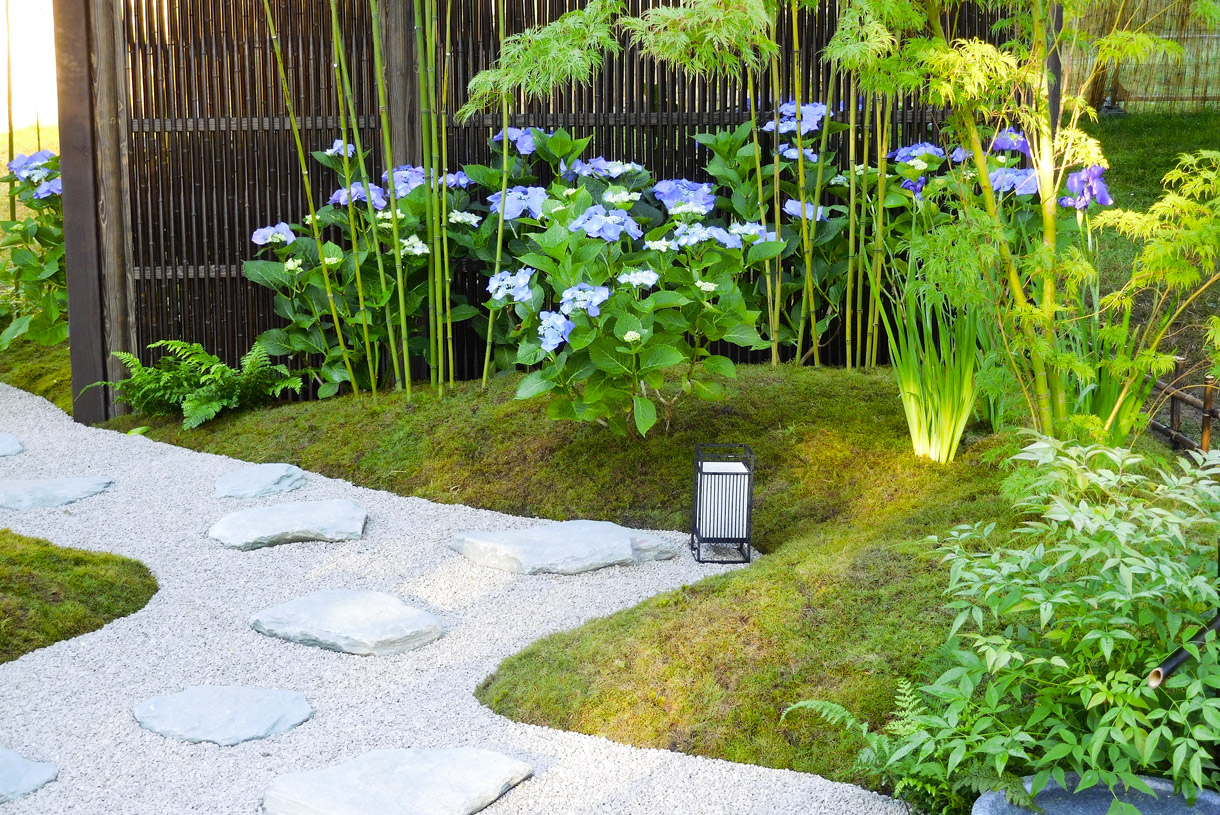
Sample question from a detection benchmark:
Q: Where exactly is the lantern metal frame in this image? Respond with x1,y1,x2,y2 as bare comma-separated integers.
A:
690,443,755,564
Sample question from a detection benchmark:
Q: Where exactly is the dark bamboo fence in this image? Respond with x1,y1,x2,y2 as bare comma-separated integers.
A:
1149,357,1217,453
57,0,1001,421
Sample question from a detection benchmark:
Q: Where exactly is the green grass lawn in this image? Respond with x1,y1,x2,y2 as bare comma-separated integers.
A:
0,528,157,664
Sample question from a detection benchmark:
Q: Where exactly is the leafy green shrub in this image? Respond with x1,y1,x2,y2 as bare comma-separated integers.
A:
0,151,66,349
788,436,1220,814
107,340,302,429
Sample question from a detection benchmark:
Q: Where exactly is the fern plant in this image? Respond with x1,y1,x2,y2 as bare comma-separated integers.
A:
106,340,302,429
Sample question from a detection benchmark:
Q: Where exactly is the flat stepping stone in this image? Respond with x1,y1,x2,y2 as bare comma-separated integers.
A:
207,499,366,550
214,463,306,499
0,745,57,803
0,433,21,457
262,747,533,815
973,772,1220,814
132,685,312,747
0,476,113,510
450,519,680,575
251,589,443,656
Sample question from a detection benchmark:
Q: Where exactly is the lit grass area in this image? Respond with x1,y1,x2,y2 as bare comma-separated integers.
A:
0,337,72,414
0,528,157,664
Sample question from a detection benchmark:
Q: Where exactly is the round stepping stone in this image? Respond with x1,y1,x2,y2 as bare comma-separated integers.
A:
262,747,533,815
132,685,312,746
0,433,21,457
214,463,306,499
207,499,366,550
251,589,443,656
450,519,680,575
0,745,57,804
0,476,113,510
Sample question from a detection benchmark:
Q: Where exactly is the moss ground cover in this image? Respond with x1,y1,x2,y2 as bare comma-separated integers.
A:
0,528,157,664
0,336,72,414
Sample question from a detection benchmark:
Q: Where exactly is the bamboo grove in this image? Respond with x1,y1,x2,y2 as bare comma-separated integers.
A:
249,0,1220,458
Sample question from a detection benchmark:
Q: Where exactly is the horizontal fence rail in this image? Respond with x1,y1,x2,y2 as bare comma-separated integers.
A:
1148,357,1216,452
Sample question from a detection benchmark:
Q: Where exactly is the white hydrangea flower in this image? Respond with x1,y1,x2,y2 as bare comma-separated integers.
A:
669,201,708,217
563,187,580,197
830,174,848,185
302,214,316,225
285,258,303,272
321,249,343,264
400,235,430,256
909,158,929,172
448,210,482,227
645,239,677,253
854,164,868,176
995,155,1009,165
695,280,718,293
623,330,642,343
603,189,641,206
376,210,395,223
267,233,288,245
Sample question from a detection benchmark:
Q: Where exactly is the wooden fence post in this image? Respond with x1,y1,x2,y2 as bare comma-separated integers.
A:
1204,374,1215,454
1170,355,1186,450
52,0,133,424
382,0,423,166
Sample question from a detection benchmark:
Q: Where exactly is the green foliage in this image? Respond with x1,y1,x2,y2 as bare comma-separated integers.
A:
621,0,779,79
798,436,1220,812
107,340,302,429
0,153,66,350
0,528,158,664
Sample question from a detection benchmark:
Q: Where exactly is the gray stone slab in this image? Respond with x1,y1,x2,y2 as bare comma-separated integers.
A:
207,499,366,550
0,476,113,510
450,519,681,575
262,747,533,815
0,745,57,804
973,773,1220,814
251,589,443,656
132,685,312,747
214,463,306,499
0,433,21,457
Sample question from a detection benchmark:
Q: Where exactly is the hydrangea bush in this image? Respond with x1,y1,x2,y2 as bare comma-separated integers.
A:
0,151,66,349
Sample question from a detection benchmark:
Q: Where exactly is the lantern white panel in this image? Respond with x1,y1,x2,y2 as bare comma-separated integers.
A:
696,461,750,541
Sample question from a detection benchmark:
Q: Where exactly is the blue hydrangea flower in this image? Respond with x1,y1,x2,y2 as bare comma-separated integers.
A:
989,167,1039,196
33,178,62,199
674,222,741,249
948,146,971,163
330,183,389,211
487,268,535,302
901,176,927,201
891,143,946,164
1059,165,1113,210
323,139,357,158
252,222,296,246
653,179,716,215
763,101,827,135
444,170,473,188
783,199,827,221
493,127,549,155
539,310,575,352
562,157,645,181
992,128,1031,156
560,282,612,317
777,143,818,162
384,165,427,197
8,150,54,182
729,222,779,242
617,268,660,288
488,186,548,220
569,204,644,242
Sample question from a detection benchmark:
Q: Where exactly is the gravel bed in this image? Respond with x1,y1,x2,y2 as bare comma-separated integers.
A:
0,383,902,814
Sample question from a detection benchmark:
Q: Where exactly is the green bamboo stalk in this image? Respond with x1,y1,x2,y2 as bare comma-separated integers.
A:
855,92,873,367
746,69,779,367
867,96,892,368
411,0,440,390
844,75,858,370
768,49,784,348
367,0,409,395
481,0,512,390
789,1,817,365
424,0,446,393
441,0,457,386
796,64,837,366
260,0,358,395
328,0,378,395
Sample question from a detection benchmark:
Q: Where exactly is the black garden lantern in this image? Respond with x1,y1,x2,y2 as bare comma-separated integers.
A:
690,444,755,564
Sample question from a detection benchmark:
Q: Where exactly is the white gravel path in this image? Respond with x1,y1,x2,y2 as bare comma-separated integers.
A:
0,383,903,814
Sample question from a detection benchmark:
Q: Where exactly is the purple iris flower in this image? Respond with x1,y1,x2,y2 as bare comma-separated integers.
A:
33,178,62,199
252,222,296,245
992,128,1031,156
488,186,548,220
569,204,644,242
1059,165,1114,210
330,183,389,211
989,167,1039,196
783,199,828,221
539,310,576,352
560,283,612,317
8,150,54,182
653,179,716,215
901,176,927,201
891,143,946,164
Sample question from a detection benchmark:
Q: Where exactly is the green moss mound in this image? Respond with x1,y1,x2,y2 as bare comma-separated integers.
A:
0,529,158,663
0,338,73,415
